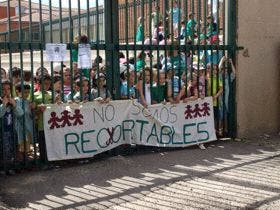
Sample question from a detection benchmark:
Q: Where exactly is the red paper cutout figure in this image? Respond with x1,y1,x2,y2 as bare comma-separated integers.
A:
201,102,210,116
193,104,202,118
70,109,84,126
60,110,72,127
48,112,61,129
184,105,193,119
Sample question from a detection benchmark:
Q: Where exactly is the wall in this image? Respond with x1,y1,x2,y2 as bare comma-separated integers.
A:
237,0,280,137
0,6,15,20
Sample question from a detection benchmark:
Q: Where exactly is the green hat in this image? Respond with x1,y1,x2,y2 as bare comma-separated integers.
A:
199,34,207,39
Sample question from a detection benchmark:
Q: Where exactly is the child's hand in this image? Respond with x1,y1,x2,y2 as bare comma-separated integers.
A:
29,102,36,110
55,94,62,104
183,98,189,103
38,104,46,112
212,95,217,102
142,101,148,108
9,98,16,108
170,100,179,104
2,96,9,106
56,100,63,105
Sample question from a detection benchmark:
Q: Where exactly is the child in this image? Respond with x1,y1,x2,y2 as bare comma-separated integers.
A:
34,73,52,164
150,5,163,34
151,70,167,104
62,67,72,96
186,13,197,41
53,74,63,103
161,41,186,76
167,0,181,38
179,20,186,40
206,15,218,42
120,68,136,99
206,63,223,136
34,67,49,93
176,72,199,103
163,65,180,103
136,51,146,72
136,67,152,107
219,56,236,114
1,68,6,79
14,82,36,160
136,17,144,43
91,73,111,103
0,79,23,173
218,56,236,136
11,67,22,97
73,77,91,102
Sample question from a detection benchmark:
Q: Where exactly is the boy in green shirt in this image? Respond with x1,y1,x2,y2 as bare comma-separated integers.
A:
34,73,52,164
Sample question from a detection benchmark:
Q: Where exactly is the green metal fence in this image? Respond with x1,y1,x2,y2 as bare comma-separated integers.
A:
0,0,237,174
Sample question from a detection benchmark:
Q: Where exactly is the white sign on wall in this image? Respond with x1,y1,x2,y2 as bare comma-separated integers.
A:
45,43,67,62
78,44,92,69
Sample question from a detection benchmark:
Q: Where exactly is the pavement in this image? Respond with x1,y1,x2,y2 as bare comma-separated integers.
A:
1,133,280,209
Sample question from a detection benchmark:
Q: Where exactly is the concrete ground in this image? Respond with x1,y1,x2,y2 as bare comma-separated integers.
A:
1,134,280,210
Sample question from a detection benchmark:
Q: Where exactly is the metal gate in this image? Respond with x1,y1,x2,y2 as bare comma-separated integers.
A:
0,0,237,172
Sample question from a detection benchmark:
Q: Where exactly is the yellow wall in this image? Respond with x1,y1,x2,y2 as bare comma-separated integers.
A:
237,0,280,137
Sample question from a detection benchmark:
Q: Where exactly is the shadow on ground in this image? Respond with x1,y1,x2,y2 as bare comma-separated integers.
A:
0,135,280,209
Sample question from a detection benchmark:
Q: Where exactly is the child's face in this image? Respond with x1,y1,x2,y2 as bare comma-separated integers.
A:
166,70,172,79
1,70,6,79
73,63,78,74
144,70,151,83
128,71,135,84
54,81,62,91
199,69,206,77
21,89,30,99
82,80,89,95
41,79,51,92
2,84,11,97
63,70,71,84
200,38,206,45
159,73,166,84
213,65,219,74
13,75,21,84
98,77,106,87
206,64,218,75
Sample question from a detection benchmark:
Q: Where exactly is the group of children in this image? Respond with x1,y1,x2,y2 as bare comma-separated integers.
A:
0,39,235,175
120,47,236,138
0,63,112,173
136,0,219,47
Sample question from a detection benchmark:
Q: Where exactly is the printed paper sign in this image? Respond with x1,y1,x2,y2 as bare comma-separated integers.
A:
78,44,92,69
44,98,217,161
45,43,67,62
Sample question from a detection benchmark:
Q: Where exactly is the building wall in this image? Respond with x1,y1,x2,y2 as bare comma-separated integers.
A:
237,0,280,137
0,6,15,20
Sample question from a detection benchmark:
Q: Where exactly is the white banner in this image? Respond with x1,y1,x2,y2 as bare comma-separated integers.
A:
44,97,217,161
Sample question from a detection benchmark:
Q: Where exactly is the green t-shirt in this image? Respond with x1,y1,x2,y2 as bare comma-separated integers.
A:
71,48,78,62
151,84,167,103
34,91,52,131
207,23,218,37
207,76,223,107
170,55,185,74
186,19,197,38
136,59,146,72
136,24,144,42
